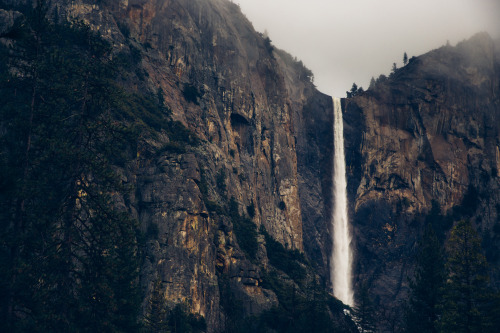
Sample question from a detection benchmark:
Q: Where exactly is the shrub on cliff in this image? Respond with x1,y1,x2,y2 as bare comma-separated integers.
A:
229,198,258,261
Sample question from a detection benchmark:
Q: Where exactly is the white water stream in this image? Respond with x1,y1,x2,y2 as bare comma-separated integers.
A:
330,97,354,307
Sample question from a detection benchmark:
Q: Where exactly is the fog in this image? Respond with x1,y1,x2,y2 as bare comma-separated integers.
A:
234,0,500,97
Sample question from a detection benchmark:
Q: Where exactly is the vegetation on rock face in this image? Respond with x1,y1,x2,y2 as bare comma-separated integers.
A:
218,224,353,333
168,304,207,333
145,277,206,333
182,83,201,105
403,220,500,333
210,201,353,333
440,220,495,333
0,2,204,330
352,284,377,333
196,167,351,331
261,225,306,282
405,224,445,333
255,232,350,333
274,48,315,83
0,4,142,331
228,198,259,261
144,278,169,332
346,82,363,98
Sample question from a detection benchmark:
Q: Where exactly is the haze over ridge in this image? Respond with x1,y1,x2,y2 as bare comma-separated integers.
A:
235,0,500,97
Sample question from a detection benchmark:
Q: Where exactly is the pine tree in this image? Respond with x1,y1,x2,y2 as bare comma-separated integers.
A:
353,284,377,333
369,77,376,90
346,82,359,98
440,220,491,333
0,3,54,328
0,3,141,330
403,52,408,66
405,224,445,333
391,63,398,75
145,278,170,333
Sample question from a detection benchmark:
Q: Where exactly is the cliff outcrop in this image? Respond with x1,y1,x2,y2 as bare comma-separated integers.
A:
0,0,355,331
343,32,500,328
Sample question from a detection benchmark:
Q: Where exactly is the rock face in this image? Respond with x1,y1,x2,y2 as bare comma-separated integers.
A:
105,0,306,329
343,33,500,329
12,0,352,331
274,48,336,280
116,0,304,251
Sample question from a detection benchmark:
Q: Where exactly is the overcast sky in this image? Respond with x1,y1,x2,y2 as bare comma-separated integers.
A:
235,0,500,97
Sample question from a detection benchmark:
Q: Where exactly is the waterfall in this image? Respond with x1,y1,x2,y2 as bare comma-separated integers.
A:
330,97,354,307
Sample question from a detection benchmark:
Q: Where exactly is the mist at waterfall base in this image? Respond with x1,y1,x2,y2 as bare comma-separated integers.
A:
330,97,354,307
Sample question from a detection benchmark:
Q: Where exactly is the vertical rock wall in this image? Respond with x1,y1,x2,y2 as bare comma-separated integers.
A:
50,0,312,330
343,33,500,328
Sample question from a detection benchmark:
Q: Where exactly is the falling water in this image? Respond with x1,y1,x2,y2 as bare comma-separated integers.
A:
330,97,354,307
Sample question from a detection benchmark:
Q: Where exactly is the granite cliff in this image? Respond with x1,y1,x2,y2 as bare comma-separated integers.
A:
342,32,500,329
1,0,356,331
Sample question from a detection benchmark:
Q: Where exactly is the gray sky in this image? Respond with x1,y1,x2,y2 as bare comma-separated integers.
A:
235,0,500,97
